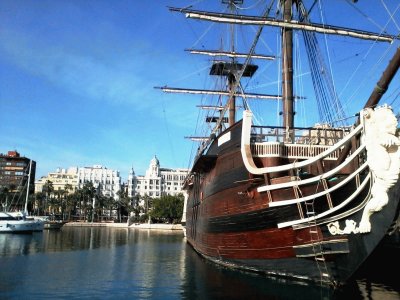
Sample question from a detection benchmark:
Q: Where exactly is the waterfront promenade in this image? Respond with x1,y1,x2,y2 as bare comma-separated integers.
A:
64,221,183,231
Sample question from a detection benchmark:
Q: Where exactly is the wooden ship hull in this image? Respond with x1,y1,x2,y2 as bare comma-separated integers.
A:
183,114,400,286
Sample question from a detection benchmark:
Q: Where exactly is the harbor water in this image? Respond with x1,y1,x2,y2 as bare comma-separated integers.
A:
0,227,398,299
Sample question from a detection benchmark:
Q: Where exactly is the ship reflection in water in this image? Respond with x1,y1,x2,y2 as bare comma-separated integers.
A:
0,228,398,300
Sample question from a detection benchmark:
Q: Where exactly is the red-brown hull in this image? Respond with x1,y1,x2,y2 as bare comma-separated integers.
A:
184,122,400,286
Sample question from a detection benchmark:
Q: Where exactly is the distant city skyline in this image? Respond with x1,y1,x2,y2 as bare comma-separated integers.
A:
32,155,186,182
0,148,184,183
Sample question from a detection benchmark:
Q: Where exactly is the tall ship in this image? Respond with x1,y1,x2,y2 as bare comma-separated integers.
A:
158,0,400,286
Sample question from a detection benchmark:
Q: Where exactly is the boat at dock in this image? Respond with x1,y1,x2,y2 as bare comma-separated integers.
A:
159,0,400,286
43,220,67,230
0,160,44,233
0,212,44,233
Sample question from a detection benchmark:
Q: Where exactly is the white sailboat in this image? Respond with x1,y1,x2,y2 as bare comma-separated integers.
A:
0,160,44,233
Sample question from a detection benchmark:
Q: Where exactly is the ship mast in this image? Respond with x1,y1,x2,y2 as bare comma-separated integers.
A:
164,0,398,143
24,160,32,214
227,0,238,127
364,47,400,109
282,0,294,141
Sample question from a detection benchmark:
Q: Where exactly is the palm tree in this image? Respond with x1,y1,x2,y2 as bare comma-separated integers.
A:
64,184,73,194
81,182,96,221
131,195,141,221
98,196,114,222
75,189,85,221
34,191,46,215
53,184,73,220
42,180,54,216
64,193,77,221
139,194,153,223
116,189,132,223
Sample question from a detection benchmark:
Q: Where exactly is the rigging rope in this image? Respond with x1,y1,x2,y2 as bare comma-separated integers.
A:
339,1,400,112
202,0,274,138
298,1,347,127
381,1,400,31
233,0,264,10
345,0,386,32
5,164,30,211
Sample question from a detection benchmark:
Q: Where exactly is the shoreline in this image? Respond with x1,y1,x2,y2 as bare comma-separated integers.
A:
64,222,183,231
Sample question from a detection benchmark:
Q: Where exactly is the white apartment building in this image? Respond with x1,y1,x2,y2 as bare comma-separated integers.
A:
127,156,188,199
35,165,121,199
77,165,121,200
35,167,79,194
160,168,189,196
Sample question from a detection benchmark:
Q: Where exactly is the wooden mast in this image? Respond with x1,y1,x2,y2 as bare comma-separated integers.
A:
228,0,237,127
282,0,294,141
364,47,400,109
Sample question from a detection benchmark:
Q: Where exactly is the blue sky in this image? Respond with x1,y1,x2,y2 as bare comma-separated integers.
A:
0,1,197,180
1,0,399,181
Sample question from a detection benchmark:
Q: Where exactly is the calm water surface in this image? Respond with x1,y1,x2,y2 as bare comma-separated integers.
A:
0,227,398,300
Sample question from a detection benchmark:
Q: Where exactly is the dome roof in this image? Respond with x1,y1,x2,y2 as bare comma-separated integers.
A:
150,155,159,166
129,167,135,175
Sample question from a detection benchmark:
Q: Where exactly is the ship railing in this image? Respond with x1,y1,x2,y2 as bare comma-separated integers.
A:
249,123,351,160
241,110,363,175
251,124,351,145
257,143,366,193
250,142,341,160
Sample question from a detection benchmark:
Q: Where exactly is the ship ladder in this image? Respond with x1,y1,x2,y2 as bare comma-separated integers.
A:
304,199,332,285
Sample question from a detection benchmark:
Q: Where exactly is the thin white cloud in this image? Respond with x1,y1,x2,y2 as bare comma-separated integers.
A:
0,28,153,106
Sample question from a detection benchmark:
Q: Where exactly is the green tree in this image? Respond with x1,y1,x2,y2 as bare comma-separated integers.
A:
64,184,73,194
61,184,73,220
102,196,115,221
116,189,132,223
64,192,77,221
142,194,153,214
150,194,184,224
81,182,96,221
34,192,46,215
139,194,154,223
131,195,142,221
52,189,66,217
42,180,54,215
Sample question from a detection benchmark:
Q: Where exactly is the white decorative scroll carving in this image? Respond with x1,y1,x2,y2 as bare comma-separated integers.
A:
327,220,359,235
359,105,400,233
